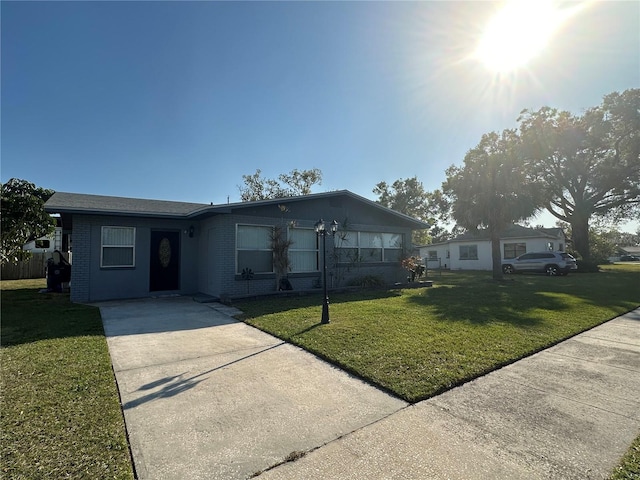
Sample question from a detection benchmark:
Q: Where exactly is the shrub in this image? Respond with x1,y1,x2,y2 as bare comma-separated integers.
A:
346,275,385,287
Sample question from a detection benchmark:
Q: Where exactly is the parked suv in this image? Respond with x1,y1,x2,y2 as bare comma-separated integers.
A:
502,252,578,276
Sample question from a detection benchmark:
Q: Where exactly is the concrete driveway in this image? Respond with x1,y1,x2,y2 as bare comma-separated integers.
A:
100,298,640,480
98,297,407,480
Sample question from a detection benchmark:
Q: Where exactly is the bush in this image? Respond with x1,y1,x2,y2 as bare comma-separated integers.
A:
346,275,385,287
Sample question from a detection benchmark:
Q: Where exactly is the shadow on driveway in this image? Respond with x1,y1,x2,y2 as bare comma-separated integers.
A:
98,296,408,480
122,342,284,409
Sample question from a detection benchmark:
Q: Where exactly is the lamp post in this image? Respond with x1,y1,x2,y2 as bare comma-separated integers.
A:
315,218,338,324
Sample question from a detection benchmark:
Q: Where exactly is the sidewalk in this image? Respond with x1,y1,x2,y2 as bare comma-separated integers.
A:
258,308,640,479
100,298,640,480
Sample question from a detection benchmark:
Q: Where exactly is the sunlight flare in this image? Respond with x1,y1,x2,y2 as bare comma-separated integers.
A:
475,0,578,73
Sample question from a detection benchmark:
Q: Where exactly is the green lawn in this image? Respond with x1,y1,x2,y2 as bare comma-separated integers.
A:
240,265,640,478
239,266,639,402
1,267,637,479
611,435,640,480
1,279,134,480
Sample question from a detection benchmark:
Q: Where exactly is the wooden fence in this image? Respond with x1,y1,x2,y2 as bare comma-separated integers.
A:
1,253,49,280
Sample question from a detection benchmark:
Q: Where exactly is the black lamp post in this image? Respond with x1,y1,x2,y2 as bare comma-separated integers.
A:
315,218,338,324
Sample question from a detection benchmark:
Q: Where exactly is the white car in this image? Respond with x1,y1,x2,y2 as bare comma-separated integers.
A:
502,252,578,276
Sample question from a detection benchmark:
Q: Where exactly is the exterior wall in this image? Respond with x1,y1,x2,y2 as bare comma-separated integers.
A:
421,244,450,270
70,195,419,302
449,241,493,270
198,201,413,298
420,233,566,271
200,214,324,298
70,214,199,302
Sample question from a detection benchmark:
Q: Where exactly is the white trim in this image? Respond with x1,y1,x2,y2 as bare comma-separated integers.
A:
288,226,319,273
100,226,136,268
334,230,404,263
235,223,274,274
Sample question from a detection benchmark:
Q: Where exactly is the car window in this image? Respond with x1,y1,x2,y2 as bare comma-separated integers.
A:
518,253,534,260
543,253,555,258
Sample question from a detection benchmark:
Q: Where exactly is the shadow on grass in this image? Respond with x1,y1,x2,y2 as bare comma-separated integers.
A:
237,289,403,318
406,279,568,327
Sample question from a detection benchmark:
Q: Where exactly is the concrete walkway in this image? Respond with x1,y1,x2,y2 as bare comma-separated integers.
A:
99,298,640,480
98,297,407,480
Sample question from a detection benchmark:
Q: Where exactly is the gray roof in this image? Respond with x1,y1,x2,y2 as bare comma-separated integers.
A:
45,190,430,228
45,192,210,218
620,246,640,255
423,225,564,247
451,225,563,242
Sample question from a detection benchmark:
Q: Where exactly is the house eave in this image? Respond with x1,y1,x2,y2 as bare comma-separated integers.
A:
44,205,194,220
44,190,430,229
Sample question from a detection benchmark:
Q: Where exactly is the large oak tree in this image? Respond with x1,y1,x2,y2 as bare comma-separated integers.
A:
518,89,640,260
443,130,543,280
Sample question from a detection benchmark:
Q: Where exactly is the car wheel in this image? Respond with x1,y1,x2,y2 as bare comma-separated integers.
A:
503,264,514,274
545,265,559,276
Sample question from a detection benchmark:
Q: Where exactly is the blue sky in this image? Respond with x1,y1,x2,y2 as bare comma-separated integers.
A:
2,1,639,231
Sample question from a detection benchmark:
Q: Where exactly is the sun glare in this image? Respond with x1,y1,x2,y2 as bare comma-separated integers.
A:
475,0,570,73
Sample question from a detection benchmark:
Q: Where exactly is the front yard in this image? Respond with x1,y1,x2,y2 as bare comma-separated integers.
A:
239,265,639,402
0,279,135,480
239,265,639,477
1,265,637,478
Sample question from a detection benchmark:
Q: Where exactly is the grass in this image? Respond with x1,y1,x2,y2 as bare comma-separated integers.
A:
239,265,639,403
1,267,636,478
610,435,640,480
1,279,134,480
240,265,640,477
239,264,640,478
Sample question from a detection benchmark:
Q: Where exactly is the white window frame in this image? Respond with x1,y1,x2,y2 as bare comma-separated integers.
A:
101,226,136,268
288,227,319,272
236,224,274,274
334,231,403,263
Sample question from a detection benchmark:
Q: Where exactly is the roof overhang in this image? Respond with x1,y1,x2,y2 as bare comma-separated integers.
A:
44,190,431,229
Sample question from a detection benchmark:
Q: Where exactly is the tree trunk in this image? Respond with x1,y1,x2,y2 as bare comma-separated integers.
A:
491,230,503,280
570,215,591,261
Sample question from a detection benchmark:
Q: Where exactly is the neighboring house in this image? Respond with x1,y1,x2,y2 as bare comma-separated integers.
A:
610,245,640,262
419,225,568,271
44,190,428,303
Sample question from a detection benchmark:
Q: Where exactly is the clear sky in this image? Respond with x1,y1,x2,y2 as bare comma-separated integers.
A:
2,1,639,231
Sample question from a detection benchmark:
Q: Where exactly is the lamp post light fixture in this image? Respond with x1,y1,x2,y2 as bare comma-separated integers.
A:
314,218,339,324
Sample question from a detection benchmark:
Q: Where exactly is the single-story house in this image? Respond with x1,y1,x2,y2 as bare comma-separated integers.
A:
610,245,640,262
44,190,429,303
419,225,568,271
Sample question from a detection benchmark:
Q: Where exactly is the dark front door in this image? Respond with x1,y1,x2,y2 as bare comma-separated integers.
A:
150,231,180,292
